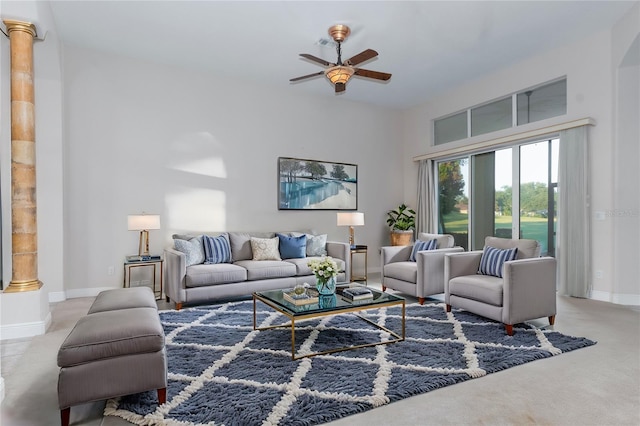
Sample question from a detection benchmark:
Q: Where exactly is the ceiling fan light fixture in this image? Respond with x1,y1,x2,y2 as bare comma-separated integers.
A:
325,66,354,85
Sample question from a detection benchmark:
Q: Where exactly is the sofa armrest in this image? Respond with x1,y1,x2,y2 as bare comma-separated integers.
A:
164,248,187,304
381,245,412,266
502,257,557,325
416,247,465,297
445,251,483,281
326,241,350,281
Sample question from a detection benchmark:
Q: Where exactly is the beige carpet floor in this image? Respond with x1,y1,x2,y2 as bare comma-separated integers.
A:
1,274,639,425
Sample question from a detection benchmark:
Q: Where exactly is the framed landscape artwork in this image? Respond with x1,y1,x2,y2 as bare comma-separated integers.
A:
278,157,358,210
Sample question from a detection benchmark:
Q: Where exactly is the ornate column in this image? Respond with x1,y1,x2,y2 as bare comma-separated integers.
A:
3,19,42,292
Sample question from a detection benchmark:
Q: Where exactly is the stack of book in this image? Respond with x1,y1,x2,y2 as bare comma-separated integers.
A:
126,255,162,262
342,287,373,301
283,288,319,306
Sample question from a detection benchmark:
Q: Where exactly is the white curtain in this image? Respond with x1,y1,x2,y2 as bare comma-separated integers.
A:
557,126,590,297
416,159,436,234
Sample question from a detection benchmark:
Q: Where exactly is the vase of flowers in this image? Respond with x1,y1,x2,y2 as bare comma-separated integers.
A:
308,257,338,295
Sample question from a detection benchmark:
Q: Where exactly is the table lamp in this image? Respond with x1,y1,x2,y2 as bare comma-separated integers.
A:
128,214,161,258
337,212,364,248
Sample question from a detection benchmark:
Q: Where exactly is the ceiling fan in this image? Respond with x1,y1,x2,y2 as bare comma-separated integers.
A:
290,24,392,93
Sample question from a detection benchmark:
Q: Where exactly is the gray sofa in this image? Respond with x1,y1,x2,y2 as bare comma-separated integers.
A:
165,231,350,310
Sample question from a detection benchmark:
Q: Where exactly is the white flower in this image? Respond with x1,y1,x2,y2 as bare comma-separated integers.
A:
308,257,338,282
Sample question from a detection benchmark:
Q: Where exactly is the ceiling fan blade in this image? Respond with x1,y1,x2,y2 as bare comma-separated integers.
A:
344,49,378,66
335,82,346,93
354,68,392,81
290,71,324,82
299,53,332,66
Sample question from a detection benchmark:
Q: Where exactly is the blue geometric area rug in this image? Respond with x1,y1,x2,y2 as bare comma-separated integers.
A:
104,300,595,426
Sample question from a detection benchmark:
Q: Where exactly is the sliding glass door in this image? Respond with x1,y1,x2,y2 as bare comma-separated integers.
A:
437,159,469,249
436,138,558,255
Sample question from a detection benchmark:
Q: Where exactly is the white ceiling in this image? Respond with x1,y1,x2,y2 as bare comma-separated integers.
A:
45,1,636,110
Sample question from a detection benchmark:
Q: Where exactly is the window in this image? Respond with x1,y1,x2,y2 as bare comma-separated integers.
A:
471,97,512,137
434,112,467,145
517,79,567,126
433,78,566,145
437,138,558,255
437,158,469,249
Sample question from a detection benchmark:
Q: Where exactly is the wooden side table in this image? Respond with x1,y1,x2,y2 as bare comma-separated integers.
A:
350,245,368,283
124,257,163,300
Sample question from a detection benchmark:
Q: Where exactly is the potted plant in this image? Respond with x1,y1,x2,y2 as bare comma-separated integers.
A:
386,204,416,246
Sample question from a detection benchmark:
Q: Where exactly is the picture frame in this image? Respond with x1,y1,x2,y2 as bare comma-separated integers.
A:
278,157,358,210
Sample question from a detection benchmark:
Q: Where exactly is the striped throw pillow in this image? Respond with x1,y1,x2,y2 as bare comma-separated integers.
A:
203,234,232,264
478,246,518,278
409,239,438,262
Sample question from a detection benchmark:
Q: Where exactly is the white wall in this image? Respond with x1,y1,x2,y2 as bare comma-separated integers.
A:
62,45,404,293
402,9,640,304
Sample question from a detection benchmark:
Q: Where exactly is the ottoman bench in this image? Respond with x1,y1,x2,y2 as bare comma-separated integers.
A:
57,287,167,426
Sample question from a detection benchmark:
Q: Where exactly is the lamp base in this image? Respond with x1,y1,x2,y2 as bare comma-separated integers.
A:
138,230,150,257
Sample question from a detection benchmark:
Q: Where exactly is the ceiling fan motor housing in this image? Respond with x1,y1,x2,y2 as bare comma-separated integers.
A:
328,25,351,43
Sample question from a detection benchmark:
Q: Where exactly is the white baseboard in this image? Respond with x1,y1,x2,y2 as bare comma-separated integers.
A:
48,291,66,303
0,311,52,341
591,290,640,306
65,286,115,299
48,287,119,304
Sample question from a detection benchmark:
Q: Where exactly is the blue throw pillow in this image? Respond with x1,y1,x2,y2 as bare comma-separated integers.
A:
277,233,307,259
203,234,232,264
409,239,437,262
478,246,518,278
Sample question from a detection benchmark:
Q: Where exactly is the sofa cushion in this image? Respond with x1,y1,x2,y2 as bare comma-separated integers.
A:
228,232,253,261
185,263,247,287
203,234,232,264
409,239,437,262
478,246,518,278
251,237,281,261
234,260,296,281
418,233,454,249
484,236,540,259
277,233,307,259
306,234,327,256
449,275,504,307
57,308,164,368
174,236,204,266
383,262,418,284
88,287,157,314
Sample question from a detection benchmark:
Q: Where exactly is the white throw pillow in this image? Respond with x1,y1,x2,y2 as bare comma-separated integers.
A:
250,237,281,261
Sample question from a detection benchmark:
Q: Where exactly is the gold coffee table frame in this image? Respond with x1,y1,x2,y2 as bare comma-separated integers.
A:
253,287,405,360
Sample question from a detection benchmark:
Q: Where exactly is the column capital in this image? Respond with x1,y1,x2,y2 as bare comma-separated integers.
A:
3,19,37,38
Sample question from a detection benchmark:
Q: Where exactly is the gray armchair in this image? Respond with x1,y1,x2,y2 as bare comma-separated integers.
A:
445,236,557,335
381,233,464,304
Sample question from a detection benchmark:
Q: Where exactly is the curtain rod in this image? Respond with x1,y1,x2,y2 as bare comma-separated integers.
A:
413,117,596,162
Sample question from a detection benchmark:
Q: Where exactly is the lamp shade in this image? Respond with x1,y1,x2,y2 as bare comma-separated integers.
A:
325,66,354,85
127,214,161,231
337,212,364,227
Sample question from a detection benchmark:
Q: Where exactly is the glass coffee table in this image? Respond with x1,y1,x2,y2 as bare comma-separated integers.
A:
253,284,405,360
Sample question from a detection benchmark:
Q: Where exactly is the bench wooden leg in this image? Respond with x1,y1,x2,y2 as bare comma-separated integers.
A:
61,407,70,426
505,324,514,336
158,387,167,404
418,297,425,305
446,304,451,312
175,302,183,311
165,296,170,303
549,315,556,325
382,285,386,291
